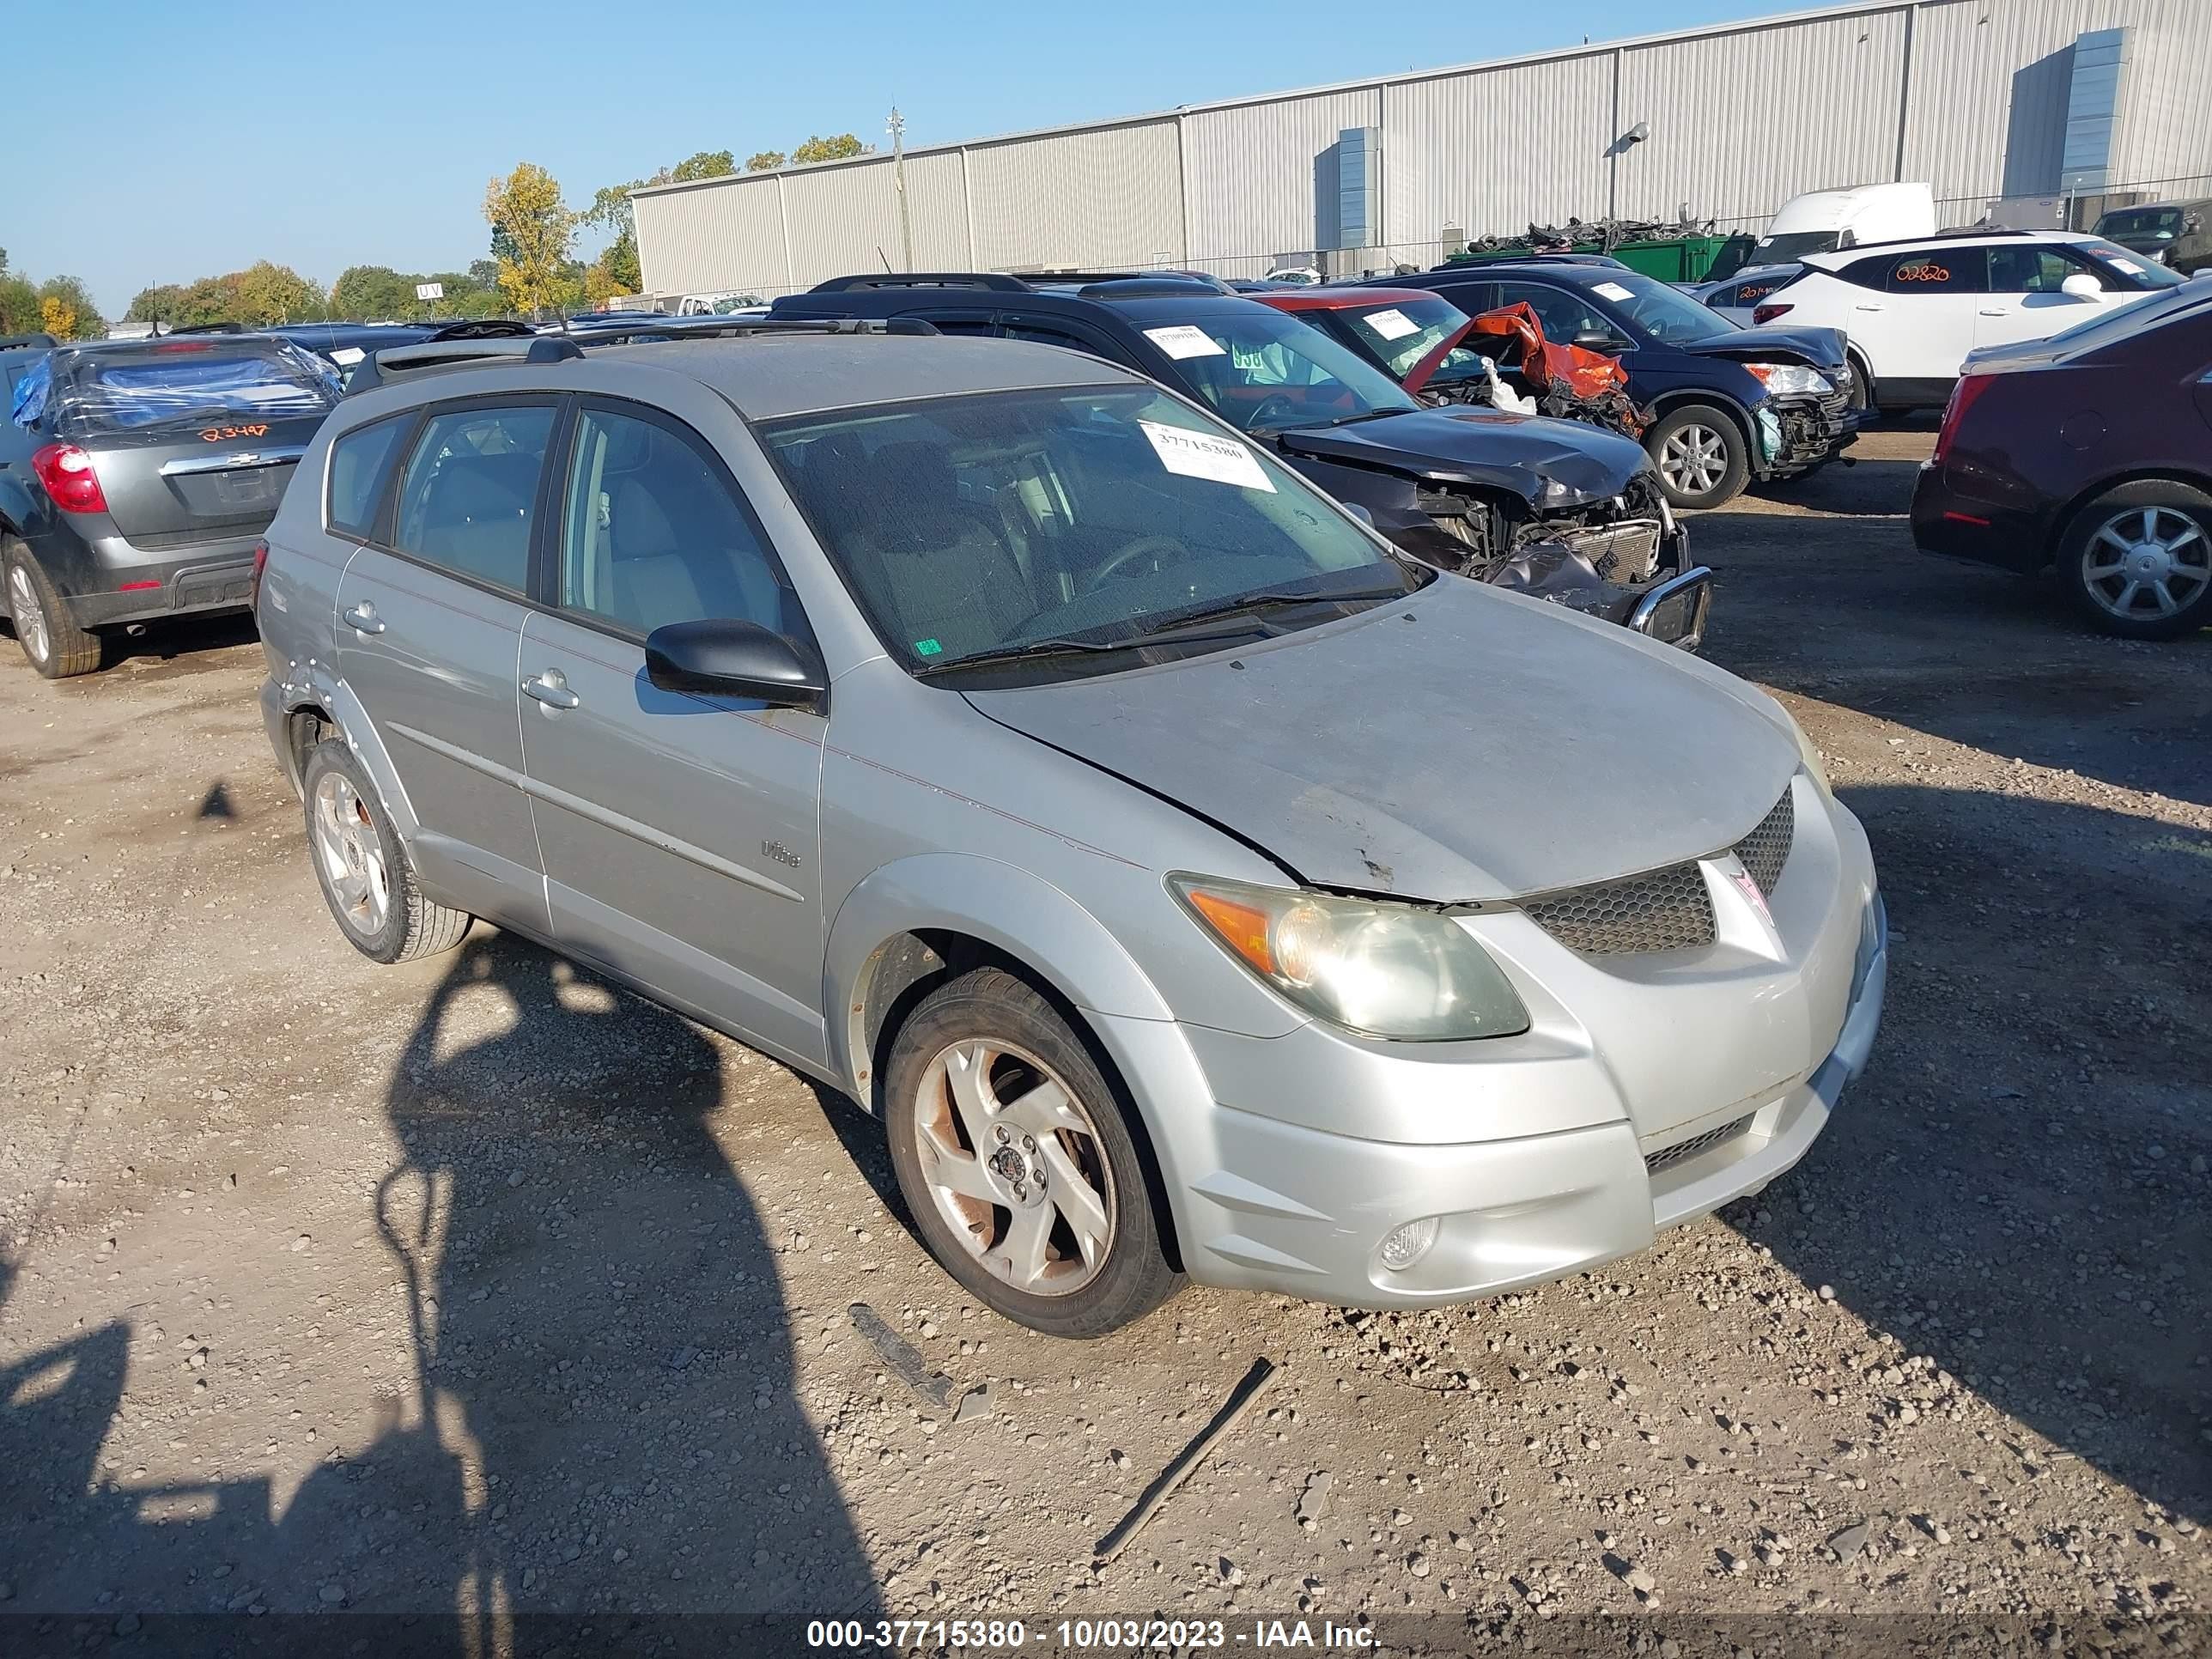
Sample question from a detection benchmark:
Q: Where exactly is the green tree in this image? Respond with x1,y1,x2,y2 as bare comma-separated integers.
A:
330,264,419,319
744,150,786,172
35,276,106,340
792,133,871,166
483,161,576,316
125,283,185,325
669,149,734,182
234,261,324,325
0,275,39,336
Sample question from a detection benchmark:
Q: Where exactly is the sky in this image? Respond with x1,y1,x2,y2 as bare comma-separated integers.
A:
12,0,1837,318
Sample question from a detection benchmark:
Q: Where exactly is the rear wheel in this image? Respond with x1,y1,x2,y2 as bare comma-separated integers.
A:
301,738,473,963
2057,481,2212,640
883,967,1181,1337
3,539,101,678
1646,404,1750,510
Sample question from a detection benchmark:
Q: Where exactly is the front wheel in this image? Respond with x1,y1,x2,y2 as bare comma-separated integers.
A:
883,967,1182,1337
2057,481,2212,640
1645,404,1750,510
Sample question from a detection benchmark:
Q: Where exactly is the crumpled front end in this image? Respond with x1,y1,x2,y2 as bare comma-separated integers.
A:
1422,302,1651,441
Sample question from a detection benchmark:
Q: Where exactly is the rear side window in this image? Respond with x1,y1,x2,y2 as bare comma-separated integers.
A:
1882,252,1984,294
391,404,556,592
325,416,410,538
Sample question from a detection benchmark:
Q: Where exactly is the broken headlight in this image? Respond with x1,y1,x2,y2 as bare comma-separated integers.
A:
1743,362,1832,397
1170,875,1529,1041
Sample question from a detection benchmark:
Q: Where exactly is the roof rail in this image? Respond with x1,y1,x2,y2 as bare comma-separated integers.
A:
1073,276,1236,299
348,335,580,392
811,272,1032,293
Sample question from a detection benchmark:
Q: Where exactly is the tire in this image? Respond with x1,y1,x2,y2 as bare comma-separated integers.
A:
1843,354,1873,417
2057,480,2212,641
882,966,1182,1338
301,738,473,963
1646,403,1751,510
3,538,101,678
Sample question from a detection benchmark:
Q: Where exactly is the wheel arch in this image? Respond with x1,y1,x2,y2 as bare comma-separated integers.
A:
2047,466,2212,566
1645,388,1756,450
276,670,423,842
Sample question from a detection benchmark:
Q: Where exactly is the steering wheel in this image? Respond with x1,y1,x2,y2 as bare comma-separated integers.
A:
1246,393,1300,430
1084,535,1187,592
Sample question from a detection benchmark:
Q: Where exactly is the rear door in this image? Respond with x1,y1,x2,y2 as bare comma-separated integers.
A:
516,395,828,1068
331,397,556,934
1875,247,1988,383
62,342,334,549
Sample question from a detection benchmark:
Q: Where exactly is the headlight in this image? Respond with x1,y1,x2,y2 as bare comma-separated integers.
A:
1744,362,1832,396
1784,711,1830,793
1169,874,1529,1041
1538,476,1574,504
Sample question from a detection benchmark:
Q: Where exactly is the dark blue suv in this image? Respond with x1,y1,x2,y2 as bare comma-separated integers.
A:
1390,264,1860,509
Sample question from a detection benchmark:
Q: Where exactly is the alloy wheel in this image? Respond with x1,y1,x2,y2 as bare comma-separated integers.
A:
311,770,391,938
908,1037,1115,1297
9,565,49,665
1659,423,1729,496
2079,506,2210,622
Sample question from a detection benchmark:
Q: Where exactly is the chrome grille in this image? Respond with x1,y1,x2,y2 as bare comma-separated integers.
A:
1522,861,1716,957
1734,787,1796,897
1645,1115,1753,1175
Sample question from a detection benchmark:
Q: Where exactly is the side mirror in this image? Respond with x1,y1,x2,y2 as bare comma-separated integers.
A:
1571,328,1627,352
2060,273,2103,299
645,617,827,712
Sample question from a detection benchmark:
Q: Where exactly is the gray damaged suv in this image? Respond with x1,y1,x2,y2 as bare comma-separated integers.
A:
256,324,1886,1337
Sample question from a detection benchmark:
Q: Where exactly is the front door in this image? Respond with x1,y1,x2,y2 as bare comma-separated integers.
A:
1974,244,2116,351
516,398,828,1069
331,398,557,934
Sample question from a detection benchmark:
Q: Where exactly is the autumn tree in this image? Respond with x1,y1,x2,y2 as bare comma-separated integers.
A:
233,261,324,325
744,150,786,172
792,133,871,165
483,161,577,316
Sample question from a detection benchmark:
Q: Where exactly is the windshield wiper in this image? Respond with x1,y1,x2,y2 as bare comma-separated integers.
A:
912,635,1137,676
1121,585,1408,644
1322,408,1413,428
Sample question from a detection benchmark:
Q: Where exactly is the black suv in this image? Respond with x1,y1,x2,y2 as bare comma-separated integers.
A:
1389,264,1859,509
772,273,1710,647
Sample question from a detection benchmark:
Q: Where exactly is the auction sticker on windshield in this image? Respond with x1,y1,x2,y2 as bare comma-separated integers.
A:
1144,325,1227,360
1593,282,1635,302
1363,308,1419,340
1139,420,1274,492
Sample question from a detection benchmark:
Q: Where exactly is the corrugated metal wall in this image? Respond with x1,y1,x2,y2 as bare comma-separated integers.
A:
634,0,2212,295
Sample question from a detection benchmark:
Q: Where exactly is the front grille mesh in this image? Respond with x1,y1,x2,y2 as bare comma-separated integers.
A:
1522,861,1716,957
1644,1114,1753,1175
1734,787,1796,896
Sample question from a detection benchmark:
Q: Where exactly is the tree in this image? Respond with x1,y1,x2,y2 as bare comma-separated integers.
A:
744,150,786,172
792,133,871,166
125,283,183,325
483,161,576,317
233,261,324,325
0,275,39,337
330,264,420,319
35,276,106,340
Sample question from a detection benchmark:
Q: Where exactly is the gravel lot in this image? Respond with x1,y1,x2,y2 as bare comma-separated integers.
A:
2,425,2206,1650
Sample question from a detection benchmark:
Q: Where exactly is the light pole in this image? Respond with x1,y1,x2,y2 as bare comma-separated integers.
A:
888,106,915,270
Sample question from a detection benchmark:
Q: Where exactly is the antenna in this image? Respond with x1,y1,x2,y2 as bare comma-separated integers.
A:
888,106,915,272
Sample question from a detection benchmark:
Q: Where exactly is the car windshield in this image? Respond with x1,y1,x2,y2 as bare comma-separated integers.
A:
1137,308,1419,433
2096,208,2185,244
1583,270,1739,343
2077,239,2185,289
2046,280,2212,357
58,342,338,431
762,385,1426,680
1328,296,1472,380
1749,229,1844,264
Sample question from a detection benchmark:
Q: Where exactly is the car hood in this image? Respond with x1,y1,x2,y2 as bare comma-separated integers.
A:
1676,324,1850,374
963,579,1798,902
1273,406,1650,502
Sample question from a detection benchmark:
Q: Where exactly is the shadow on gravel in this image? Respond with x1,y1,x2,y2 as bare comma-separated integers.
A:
0,932,880,1648
1737,783,2211,1527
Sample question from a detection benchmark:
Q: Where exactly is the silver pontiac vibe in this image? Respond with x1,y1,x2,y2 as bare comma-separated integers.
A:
256,327,1883,1338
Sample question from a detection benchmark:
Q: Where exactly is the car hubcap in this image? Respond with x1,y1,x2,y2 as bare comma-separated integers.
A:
910,1037,1115,1297
2081,507,2210,620
1660,424,1727,495
9,566,49,663
311,771,390,936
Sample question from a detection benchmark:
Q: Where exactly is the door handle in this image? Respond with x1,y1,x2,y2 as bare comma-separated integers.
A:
1852,303,1884,313
523,670,580,710
1977,307,2008,317
341,601,385,635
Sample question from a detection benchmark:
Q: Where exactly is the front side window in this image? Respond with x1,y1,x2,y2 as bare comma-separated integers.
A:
557,405,789,637
762,386,1426,679
1135,308,1418,434
391,404,554,592
1570,270,1739,343
326,415,410,538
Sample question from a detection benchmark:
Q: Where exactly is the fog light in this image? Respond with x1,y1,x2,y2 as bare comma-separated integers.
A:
1378,1216,1440,1273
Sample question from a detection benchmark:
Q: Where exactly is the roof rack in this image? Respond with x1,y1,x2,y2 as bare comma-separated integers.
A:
345,315,938,393
0,331,58,350
812,272,1032,293
1071,275,1235,299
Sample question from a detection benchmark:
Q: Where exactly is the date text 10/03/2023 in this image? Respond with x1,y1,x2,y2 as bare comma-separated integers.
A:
805,1618,1378,1650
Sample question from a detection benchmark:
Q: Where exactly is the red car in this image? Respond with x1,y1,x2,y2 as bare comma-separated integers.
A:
1910,279,2212,639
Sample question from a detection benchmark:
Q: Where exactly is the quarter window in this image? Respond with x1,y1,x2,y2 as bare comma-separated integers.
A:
325,415,410,538
390,404,555,592
557,406,789,637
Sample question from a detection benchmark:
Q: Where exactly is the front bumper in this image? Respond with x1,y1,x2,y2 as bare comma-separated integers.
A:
1125,785,1885,1309
1755,390,1858,478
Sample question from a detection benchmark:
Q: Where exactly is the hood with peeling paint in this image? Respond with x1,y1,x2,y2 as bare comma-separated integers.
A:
963,577,1798,902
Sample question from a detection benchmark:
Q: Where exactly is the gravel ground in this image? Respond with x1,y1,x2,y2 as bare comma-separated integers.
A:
0,424,2206,1653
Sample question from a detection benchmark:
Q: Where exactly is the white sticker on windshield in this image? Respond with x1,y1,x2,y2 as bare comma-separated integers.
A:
1143,325,1226,360
1593,281,1635,302
329,346,366,365
1364,307,1419,340
1139,420,1275,492
2103,256,2144,274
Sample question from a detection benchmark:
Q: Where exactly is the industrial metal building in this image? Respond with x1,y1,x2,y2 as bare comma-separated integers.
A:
631,0,2212,299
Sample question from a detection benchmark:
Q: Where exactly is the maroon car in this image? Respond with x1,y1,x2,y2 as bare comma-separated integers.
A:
1910,280,2212,639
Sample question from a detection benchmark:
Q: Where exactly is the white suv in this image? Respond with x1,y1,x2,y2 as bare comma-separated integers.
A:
1750,231,2184,411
